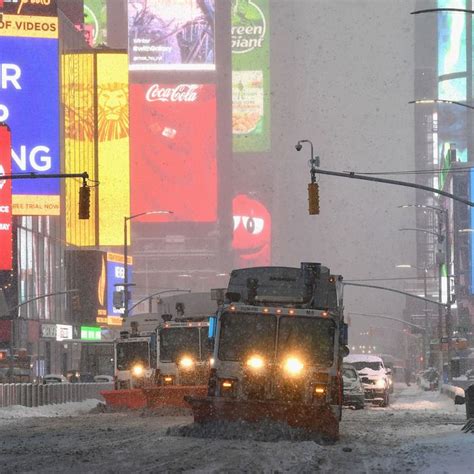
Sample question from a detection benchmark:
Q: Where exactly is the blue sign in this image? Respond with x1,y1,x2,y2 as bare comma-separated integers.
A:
0,36,60,198
107,259,133,316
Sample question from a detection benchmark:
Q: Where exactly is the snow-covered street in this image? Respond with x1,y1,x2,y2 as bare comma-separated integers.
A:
0,385,470,473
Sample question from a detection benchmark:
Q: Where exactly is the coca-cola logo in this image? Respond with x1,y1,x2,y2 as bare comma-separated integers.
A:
145,84,199,103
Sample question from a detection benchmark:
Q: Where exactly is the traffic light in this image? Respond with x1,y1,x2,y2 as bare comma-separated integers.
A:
78,184,90,219
308,182,320,215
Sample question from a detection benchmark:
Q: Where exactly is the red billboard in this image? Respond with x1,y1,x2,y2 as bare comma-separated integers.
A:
130,83,217,222
0,124,12,271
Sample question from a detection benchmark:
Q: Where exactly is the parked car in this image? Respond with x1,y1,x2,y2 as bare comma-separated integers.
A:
342,363,365,409
42,374,69,384
344,354,390,407
94,375,114,383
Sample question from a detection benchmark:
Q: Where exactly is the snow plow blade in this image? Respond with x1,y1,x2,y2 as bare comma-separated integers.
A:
185,396,339,441
101,389,147,409
142,386,208,409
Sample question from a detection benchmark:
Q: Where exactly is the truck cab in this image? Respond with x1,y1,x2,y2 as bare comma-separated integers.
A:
157,319,210,386
193,262,347,440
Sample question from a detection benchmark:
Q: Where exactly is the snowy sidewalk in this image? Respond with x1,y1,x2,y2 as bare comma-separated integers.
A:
0,399,101,424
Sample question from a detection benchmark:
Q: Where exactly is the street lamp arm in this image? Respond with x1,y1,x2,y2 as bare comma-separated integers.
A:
1,290,79,318
343,282,448,308
311,168,474,207
126,210,173,221
128,289,191,314
399,227,444,240
409,99,474,110
350,312,425,332
411,8,474,15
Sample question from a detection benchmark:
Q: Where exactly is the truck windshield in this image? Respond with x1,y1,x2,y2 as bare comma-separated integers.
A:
218,312,276,361
116,341,150,370
160,327,200,362
278,316,335,367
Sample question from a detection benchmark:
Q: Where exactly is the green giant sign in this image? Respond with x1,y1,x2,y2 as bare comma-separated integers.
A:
232,0,270,153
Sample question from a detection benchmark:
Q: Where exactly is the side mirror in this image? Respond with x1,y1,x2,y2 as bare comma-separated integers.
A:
341,345,350,357
386,368,392,375
454,395,465,405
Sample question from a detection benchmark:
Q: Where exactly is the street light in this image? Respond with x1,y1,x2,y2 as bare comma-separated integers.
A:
399,204,454,380
396,264,430,368
123,210,173,318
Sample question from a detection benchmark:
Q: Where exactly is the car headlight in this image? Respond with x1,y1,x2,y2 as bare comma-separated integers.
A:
375,378,385,389
283,357,304,376
179,356,194,369
132,364,144,377
246,355,265,370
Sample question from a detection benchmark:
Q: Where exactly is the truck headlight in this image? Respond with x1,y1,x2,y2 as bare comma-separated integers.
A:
284,357,304,376
375,378,385,389
179,356,194,369
246,355,265,370
132,364,144,377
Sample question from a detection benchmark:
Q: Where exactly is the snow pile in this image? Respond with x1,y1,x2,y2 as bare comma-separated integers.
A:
0,399,101,423
390,385,461,414
167,419,333,443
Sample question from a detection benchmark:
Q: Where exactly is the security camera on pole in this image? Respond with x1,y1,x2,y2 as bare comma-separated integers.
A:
295,139,320,215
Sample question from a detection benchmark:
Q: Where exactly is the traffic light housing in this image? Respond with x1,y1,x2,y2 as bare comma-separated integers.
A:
308,183,320,215
78,184,90,219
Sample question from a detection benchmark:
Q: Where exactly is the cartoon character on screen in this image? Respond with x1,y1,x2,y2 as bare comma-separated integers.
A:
232,194,271,268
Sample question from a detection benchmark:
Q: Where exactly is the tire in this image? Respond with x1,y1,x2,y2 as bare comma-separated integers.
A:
380,391,390,407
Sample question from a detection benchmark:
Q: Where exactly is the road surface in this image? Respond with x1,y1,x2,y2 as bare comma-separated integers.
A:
0,385,469,473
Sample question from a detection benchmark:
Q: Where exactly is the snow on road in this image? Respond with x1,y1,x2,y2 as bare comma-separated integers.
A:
0,385,469,473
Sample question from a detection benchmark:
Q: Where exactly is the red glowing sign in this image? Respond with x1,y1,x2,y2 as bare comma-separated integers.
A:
0,124,12,270
130,83,217,222
232,194,271,268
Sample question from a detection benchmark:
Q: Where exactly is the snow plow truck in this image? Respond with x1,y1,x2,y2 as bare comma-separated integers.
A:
101,292,218,409
186,262,348,441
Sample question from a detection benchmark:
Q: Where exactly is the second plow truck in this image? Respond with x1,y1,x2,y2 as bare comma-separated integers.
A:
101,292,217,409
186,262,348,441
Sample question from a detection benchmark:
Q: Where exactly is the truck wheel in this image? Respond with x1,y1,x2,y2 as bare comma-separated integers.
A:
380,392,390,407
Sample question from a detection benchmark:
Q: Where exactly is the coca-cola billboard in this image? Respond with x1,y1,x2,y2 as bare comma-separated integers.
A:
130,83,216,222
0,124,12,271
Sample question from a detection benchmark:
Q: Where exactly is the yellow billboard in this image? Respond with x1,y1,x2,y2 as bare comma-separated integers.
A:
61,53,97,246
96,52,130,246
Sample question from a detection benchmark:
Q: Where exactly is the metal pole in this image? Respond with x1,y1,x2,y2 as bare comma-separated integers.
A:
437,211,444,378
444,208,453,381
423,268,429,370
124,216,129,318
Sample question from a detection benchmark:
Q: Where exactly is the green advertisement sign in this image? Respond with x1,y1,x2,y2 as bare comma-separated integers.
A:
232,0,270,153
84,0,107,47
81,326,102,341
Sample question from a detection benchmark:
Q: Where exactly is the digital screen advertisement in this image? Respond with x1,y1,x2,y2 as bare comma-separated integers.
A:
232,0,270,152
0,35,60,215
130,83,217,222
96,53,130,246
62,52,97,246
0,124,12,271
106,252,132,318
128,0,215,71
84,0,107,47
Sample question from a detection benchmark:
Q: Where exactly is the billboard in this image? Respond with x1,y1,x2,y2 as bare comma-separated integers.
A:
0,19,60,215
232,0,270,152
130,83,217,222
96,52,130,246
84,0,107,47
128,0,215,71
62,53,97,246
0,124,12,270
106,252,132,318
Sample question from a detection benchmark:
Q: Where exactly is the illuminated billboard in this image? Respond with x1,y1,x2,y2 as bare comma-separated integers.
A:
106,252,132,318
62,52,97,246
96,52,130,245
130,83,217,222
0,15,60,215
232,0,270,152
84,0,107,47
128,0,215,71
0,124,12,270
